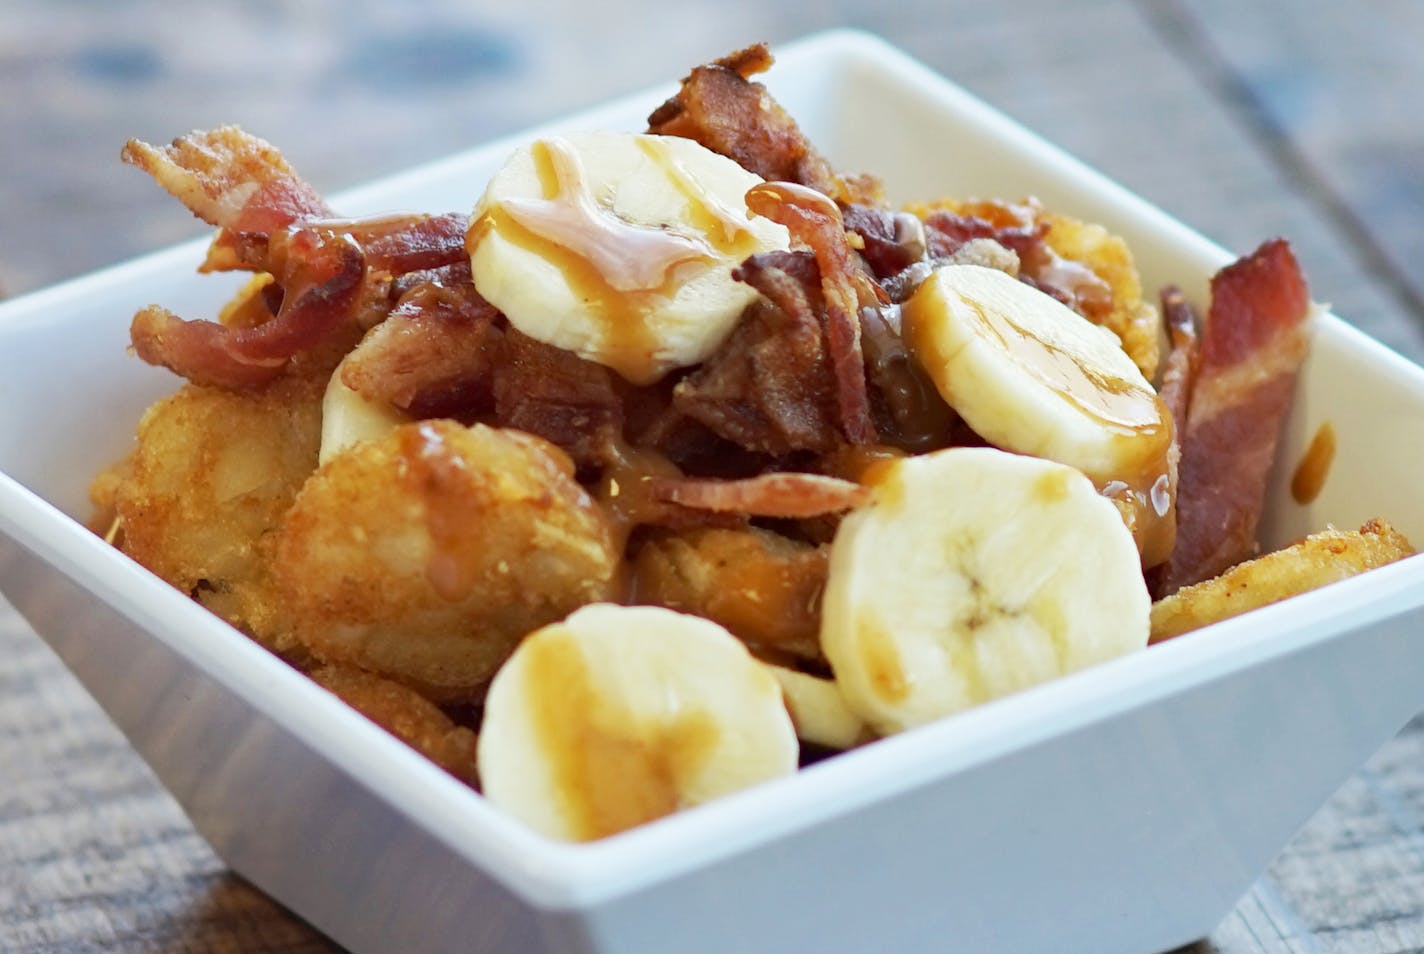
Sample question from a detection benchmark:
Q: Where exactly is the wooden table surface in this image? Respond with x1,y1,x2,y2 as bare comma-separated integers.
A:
3,1,1423,951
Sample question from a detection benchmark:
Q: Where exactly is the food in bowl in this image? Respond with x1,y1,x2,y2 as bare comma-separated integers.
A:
91,43,1414,841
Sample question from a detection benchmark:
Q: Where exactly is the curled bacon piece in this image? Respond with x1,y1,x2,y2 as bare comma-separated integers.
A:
124,125,484,390
647,43,879,203
131,228,364,389
674,250,840,455
1156,240,1312,594
316,211,471,276
923,201,1112,318
122,127,333,273
746,181,879,445
650,472,870,518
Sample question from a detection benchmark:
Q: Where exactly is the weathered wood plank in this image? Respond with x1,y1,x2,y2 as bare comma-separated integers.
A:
1163,0,1424,346
0,595,337,952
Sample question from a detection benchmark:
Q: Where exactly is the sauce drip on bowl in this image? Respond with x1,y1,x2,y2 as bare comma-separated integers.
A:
1290,421,1336,505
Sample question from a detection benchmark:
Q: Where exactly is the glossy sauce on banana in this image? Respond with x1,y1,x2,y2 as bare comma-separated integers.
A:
468,137,761,384
959,293,1164,438
401,421,483,602
903,271,1177,566
1101,468,1176,569
523,625,721,841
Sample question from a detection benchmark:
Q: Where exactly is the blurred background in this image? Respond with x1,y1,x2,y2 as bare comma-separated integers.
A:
3,0,1423,951
2,0,1421,356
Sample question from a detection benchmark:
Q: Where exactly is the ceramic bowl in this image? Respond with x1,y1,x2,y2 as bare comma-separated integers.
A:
2,29,1422,954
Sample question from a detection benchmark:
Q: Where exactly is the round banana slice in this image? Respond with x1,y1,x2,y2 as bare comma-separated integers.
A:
902,264,1170,484
467,132,791,385
479,603,798,842
821,447,1150,735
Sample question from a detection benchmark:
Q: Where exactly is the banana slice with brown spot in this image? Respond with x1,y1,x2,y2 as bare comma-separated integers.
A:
820,447,1151,735
478,604,798,842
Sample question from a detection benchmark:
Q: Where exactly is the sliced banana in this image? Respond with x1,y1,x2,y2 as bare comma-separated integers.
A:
478,603,798,842
821,447,1150,735
764,664,873,751
319,358,409,465
902,264,1170,485
467,132,791,385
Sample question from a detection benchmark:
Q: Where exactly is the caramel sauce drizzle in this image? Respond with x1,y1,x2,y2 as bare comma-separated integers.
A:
1290,421,1336,505
594,440,684,548
745,179,843,222
635,136,756,250
902,279,1176,566
525,626,721,841
500,138,714,292
400,422,482,602
959,295,1164,437
1101,469,1176,570
469,136,764,383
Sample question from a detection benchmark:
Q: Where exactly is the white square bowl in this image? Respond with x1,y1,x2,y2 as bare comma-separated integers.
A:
2,29,1423,954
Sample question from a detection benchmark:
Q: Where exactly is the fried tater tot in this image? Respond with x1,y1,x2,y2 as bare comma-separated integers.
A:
1039,210,1161,381
273,420,620,701
632,526,828,664
108,376,323,651
310,664,479,786
1150,519,1415,643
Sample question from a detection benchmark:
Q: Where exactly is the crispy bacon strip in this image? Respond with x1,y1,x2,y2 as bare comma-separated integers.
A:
647,43,846,199
122,127,333,273
1156,240,1311,594
674,250,841,455
319,212,471,276
650,472,870,518
1156,285,1200,431
131,229,364,389
121,126,330,231
923,201,1112,319
125,126,483,389
746,182,879,444
492,328,625,470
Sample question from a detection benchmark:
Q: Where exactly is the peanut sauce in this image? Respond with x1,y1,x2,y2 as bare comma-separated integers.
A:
524,626,721,841
468,137,763,384
1290,421,1336,504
